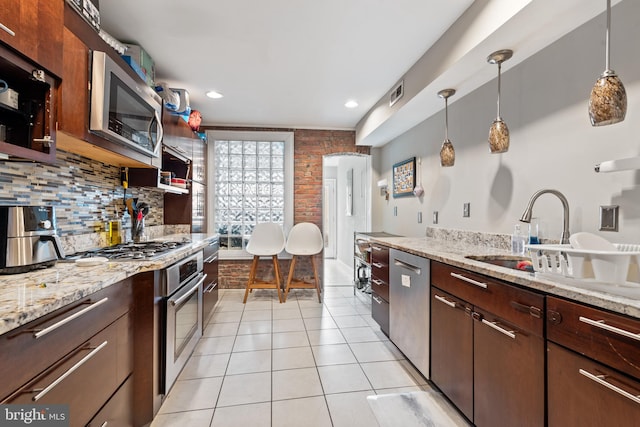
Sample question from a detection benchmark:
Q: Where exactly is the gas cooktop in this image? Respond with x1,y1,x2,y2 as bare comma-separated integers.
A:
66,240,190,261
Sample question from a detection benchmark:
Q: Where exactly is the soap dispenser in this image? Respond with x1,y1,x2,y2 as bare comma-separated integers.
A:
511,224,526,255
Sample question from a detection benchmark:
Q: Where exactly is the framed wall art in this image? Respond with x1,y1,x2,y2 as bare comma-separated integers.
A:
392,157,416,198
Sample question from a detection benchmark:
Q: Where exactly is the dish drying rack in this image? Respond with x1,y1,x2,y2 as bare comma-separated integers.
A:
525,243,640,285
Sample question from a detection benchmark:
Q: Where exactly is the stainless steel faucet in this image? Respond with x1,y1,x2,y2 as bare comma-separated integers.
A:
519,189,570,244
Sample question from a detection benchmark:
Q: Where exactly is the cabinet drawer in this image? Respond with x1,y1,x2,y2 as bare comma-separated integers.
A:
370,244,389,282
431,261,544,336
547,296,640,380
3,314,131,427
0,279,133,400
548,342,640,426
370,276,389,301
87,375,133,427
371,292,389,336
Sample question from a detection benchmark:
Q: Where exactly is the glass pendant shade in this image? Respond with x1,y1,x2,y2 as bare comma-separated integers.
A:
487,49,512,153
488,119,509,153
437,89,456,167
440,139,455,167
588,0,627,126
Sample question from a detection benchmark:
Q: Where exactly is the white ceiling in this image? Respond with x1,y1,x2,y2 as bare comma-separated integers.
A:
98,0,474,129
99,0,619,146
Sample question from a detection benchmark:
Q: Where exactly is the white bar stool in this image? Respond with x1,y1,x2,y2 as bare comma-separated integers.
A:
244,222,286,303
284,222,324,302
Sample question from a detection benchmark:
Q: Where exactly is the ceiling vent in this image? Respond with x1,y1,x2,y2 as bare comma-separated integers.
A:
389,80,404,107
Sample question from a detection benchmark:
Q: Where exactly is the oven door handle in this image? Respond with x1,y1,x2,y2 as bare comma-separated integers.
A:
170,274,207,307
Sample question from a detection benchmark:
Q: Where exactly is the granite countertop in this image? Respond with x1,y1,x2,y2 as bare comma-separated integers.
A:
0,233,219,336
369,235,640,319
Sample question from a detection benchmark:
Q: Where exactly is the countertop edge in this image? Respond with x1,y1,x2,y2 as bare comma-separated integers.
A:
369,236,640,319
0,233,219,336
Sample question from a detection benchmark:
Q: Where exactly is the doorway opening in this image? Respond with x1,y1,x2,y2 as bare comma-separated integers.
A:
322,153,371,288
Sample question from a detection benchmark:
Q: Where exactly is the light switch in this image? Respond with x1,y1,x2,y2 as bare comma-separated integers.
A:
599,205,619,231
394,206,398,216
433,211,438,224
417,212,422,223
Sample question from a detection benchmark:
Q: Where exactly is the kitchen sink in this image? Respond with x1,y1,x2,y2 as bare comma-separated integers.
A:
465,255,534,272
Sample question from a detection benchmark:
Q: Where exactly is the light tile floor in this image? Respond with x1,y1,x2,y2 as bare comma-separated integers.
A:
151,259,465,427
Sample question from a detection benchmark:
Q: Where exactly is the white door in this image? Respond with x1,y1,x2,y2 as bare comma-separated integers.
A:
323,178,337,259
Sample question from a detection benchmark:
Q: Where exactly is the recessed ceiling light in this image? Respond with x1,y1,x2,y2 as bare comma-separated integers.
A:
344,100,358,108
206,90,224,99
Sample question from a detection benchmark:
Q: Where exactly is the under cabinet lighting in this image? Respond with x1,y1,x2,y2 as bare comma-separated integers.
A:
345,100,358,108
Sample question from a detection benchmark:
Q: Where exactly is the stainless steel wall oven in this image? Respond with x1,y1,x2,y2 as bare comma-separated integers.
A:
161,251,205,393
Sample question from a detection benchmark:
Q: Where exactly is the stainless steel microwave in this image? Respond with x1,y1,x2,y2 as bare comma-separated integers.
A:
89,51,163,157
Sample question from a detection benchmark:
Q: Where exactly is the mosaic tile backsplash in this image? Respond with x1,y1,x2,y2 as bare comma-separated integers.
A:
0,149,167,251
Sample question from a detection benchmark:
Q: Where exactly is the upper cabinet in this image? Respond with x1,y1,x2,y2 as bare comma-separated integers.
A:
0,38,58,163
57,2,159,168
0,0,63,163
0,0,64,77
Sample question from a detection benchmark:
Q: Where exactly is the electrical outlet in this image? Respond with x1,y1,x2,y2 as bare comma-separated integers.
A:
433,211,438,224
418,212,422,223
599,205,619,231
394,206,398,216
463,203,470,218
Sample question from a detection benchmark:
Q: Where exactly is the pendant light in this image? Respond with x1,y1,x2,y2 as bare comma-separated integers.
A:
487,49,513,154
588,0,626,126
438,89,456,167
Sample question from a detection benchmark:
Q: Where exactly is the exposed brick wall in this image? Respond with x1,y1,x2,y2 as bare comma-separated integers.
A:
201,126,369,290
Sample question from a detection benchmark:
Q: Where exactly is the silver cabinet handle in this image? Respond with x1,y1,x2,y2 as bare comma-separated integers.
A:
579,369,640,405
372,295,383,304
393,259,421,275
204,282,217,293
33,297,109,339
371,246,384,251
0,22,15,36
371,262,383,268
205,254,218,263
481,319,516,339
171,275,206,306
33,341,108,401
434,294,456,308
450,272,488,289
579,316,640,342
371,278,384,286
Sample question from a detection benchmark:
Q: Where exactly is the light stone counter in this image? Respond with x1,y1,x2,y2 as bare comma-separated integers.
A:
0,233,218,336
369,235,640,319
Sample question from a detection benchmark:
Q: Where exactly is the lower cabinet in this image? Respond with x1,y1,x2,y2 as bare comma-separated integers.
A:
202,239,220,331
87,376,134,427
430,287,473,420
0,279,134,427
547,296,640,426
430,261,545,427
548,342,640,426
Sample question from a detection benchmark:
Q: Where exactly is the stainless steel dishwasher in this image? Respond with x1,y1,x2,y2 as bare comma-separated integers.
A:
389,248,430,379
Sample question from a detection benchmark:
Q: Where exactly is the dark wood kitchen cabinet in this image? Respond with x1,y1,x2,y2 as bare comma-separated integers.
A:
0,0,64,77
57,3,158,168
202,239,220,330
0,42,58,163
430,287,473,420
0,279,134,427
430,261,545,427
370,243,390,336
547,296,640,426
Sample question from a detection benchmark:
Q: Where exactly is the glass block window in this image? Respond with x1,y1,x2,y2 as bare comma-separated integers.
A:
207,131,293,258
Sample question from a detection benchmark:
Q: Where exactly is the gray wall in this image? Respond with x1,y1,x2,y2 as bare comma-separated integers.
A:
373,0,640,243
